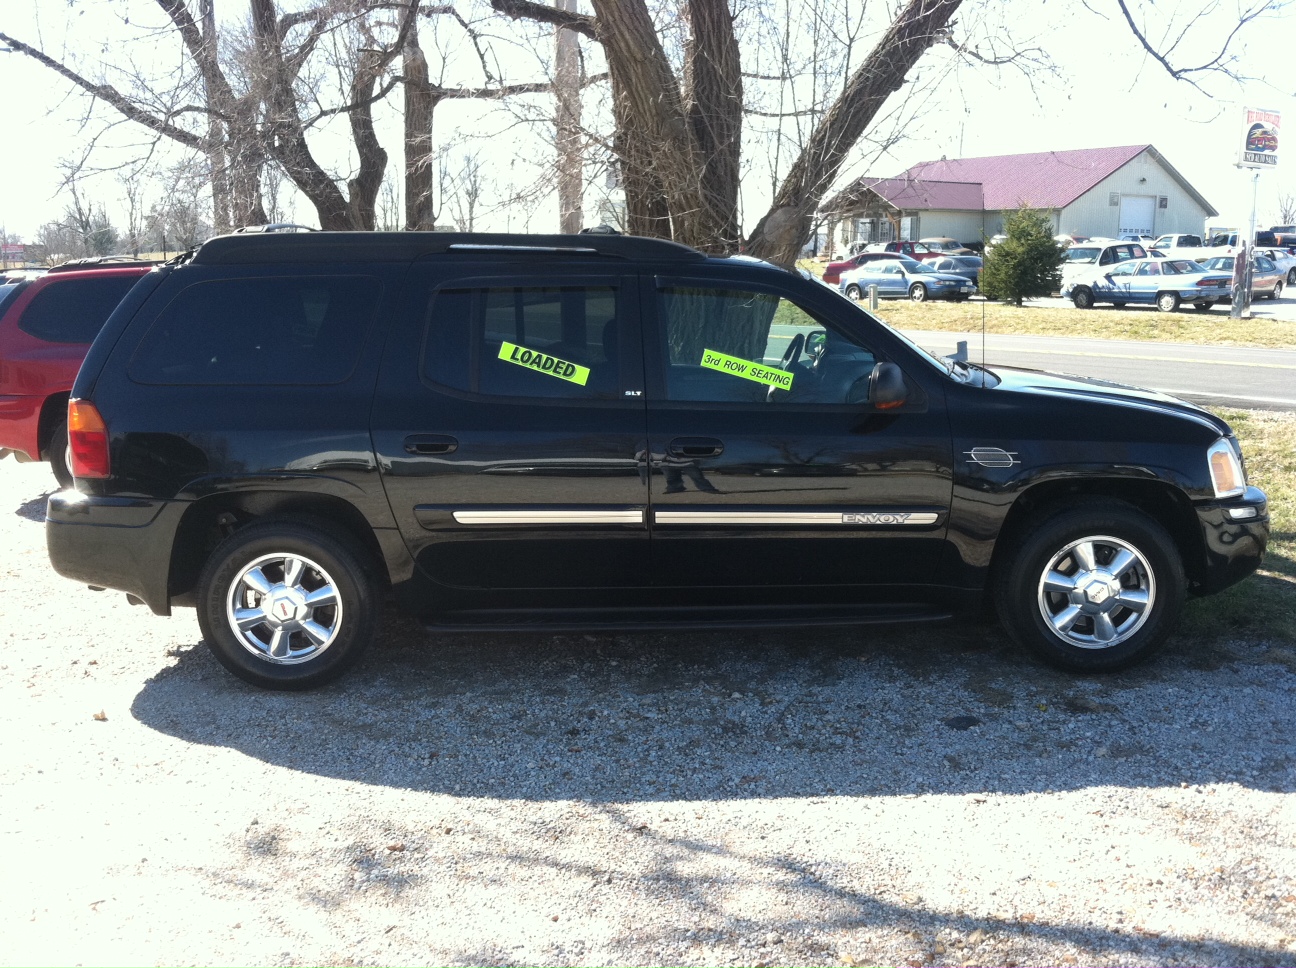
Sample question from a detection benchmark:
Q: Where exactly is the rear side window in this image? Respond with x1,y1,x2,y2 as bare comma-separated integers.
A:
422,285,621,400
16,275,141,343
128,275,380,385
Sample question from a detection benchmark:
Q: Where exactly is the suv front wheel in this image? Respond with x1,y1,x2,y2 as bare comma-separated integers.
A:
995,502,1185,672
197,520,380,689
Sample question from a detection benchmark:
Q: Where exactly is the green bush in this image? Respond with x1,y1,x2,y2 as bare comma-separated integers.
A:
980,206,1066,306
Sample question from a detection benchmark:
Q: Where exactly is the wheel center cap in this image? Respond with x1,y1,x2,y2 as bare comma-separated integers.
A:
263,586,308,627
1078,573,1118,609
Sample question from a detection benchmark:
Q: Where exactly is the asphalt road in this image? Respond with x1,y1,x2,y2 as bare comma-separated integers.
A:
901,329,1296,411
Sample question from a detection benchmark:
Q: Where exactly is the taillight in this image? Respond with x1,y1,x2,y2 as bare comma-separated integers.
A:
67,399,110,479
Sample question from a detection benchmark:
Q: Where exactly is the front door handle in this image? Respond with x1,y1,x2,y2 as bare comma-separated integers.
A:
667,436,724,459
404,434,459,456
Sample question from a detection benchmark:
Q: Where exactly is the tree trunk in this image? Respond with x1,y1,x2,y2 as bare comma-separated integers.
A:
403,19,439,230
746,0,963,268
682,0,742,251
555,0,583,233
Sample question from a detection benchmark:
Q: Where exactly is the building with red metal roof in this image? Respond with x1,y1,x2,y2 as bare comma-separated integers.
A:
821,145,1217,254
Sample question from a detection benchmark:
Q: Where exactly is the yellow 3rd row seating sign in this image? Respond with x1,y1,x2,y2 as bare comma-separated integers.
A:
700,348,794,391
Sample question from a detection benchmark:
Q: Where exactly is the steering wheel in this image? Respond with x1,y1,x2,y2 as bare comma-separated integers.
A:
767,332,805,402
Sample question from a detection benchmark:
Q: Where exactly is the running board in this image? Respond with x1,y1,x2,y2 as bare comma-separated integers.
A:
421,602,952,634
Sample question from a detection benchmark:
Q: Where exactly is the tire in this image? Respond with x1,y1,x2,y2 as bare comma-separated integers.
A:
47,420,72,490
1156,291,1180,313
844,284,862,300
1271,279,1283,300
909,283,928,302
1071,287,1094,309
197,519,380,689
995,501,1185,673
1193,300,1214,311
1288,268,1296,285
1112,302,1126,308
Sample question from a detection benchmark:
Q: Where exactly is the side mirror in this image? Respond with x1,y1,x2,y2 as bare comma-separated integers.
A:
869,362,908,410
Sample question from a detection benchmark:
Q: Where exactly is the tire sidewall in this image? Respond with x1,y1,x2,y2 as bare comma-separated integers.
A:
910,283,926,301
197,523,378,689
1157,291,1179,313
1072,287,1093,309
48,421,72,489
997,504,1186,672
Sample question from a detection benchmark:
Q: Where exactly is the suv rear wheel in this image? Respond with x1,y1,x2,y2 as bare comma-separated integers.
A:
197,520,380,689
47,421,72,489
996,502,1185,672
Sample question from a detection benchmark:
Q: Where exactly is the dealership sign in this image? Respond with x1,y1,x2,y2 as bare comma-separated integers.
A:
1238,107,1280,168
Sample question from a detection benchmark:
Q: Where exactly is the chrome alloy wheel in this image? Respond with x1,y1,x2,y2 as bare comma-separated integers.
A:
225,552,343,664
1036,535,1155,649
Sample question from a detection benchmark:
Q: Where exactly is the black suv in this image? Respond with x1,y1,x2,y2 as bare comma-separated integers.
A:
47,233,1269,689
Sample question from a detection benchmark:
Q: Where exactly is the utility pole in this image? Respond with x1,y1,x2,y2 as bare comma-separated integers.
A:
554,0,582,234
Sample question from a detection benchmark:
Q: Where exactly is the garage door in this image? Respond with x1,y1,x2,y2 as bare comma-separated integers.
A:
1119,195,1156,238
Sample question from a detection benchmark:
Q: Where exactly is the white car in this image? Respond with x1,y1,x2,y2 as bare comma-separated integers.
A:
1150,233,1205,257
1059,240,1149,289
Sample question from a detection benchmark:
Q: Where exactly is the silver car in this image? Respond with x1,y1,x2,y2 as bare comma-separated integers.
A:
1062,257,1233,312
1198,255,1285,300
839,257,978,302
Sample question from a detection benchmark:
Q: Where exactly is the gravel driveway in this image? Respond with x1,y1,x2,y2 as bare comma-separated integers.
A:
2,459,1294,967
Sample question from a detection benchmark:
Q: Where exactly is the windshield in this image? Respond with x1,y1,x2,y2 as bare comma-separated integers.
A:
906,261,938,274
1063,247,1102,264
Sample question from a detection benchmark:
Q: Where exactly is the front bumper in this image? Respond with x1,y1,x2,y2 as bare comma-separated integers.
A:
1191,485,1270,595
45,490,188,615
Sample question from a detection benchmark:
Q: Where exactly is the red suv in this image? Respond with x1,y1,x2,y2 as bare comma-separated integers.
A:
0,260,153,486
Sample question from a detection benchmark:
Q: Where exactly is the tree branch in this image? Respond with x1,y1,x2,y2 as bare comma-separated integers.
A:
0,30,209,151
489,0,598,40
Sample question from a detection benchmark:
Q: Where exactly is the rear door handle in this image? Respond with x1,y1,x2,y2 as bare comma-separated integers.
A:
404,434,458,456
667,436,724,459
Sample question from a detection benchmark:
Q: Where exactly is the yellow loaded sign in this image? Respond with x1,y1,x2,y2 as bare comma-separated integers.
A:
699,348,794,391
498,341,591,386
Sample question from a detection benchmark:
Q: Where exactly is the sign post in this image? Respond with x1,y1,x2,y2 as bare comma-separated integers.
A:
1233,107,1280,319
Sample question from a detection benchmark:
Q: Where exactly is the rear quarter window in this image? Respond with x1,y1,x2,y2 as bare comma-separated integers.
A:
127,275,381,385
16,275,141,343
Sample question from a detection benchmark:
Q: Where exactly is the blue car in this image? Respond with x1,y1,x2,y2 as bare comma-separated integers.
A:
1063,257,1233,312
839,256,977,302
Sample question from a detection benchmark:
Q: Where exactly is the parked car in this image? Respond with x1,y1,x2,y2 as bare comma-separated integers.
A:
919,237,974,255
840,256,978,301
865,240,941,261
45,232,1268,689
930,255,983,287
822,250,905,286
0,259,154,486
1059,240,1149,290
1061,256,1234,311
1120,234,1156,245
1204,231,1279,256
1150,233,1204,254
1255,247,1296,285
1197,255,1285,300
1055,233,1089,245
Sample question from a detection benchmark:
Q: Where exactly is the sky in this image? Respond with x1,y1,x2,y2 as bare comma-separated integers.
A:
0,0,1292,244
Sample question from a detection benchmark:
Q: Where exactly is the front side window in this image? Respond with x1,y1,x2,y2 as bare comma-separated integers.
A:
129,275,380,385
422,285,621,400
657,286,877,405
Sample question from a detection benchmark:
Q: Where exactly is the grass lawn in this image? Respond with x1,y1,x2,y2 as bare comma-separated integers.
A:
796,259,1296,349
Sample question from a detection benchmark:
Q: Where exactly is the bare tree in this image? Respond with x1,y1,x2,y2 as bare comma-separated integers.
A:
492,0,1291,266
1277,194,1296,226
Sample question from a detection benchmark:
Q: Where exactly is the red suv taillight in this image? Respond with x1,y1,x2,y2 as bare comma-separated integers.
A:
67,399,110,479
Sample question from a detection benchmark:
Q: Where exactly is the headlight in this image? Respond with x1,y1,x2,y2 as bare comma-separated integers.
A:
1207,437,1245,499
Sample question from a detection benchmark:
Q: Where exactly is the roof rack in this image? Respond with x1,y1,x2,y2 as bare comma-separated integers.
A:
48,255,160,273
191,231,707,265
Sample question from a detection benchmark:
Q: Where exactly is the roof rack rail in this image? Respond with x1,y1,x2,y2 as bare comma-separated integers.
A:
48,255,160,273
191,231,707,265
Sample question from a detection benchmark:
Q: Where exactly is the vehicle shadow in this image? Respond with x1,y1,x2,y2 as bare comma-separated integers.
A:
14,490,50,522
130,610,1296,802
